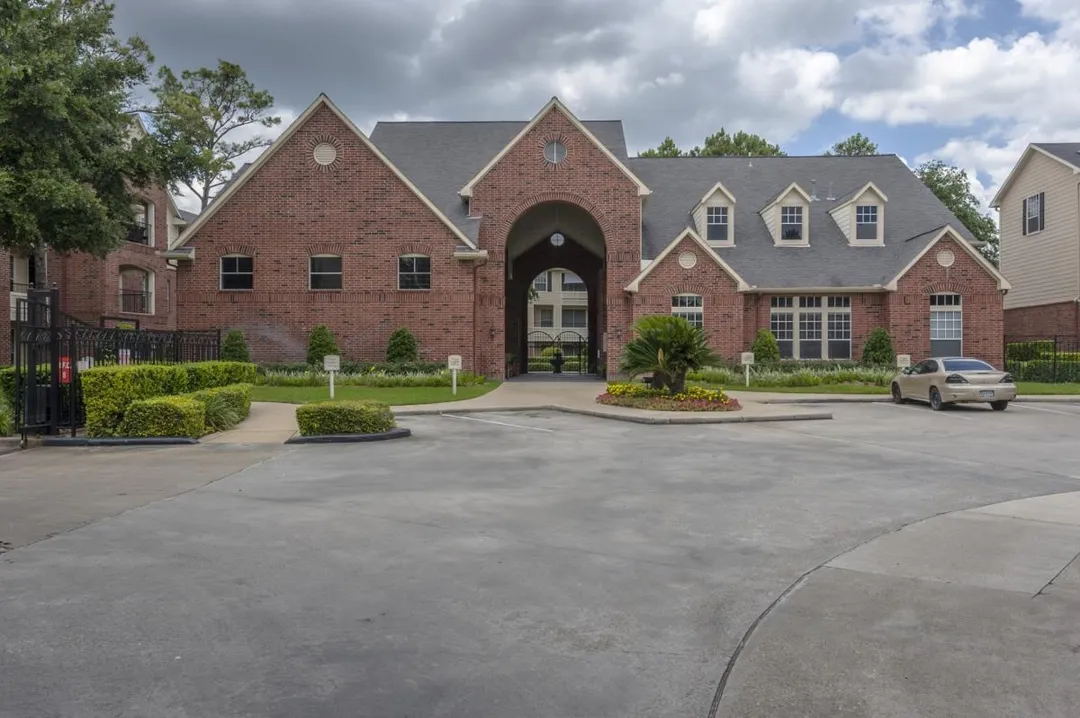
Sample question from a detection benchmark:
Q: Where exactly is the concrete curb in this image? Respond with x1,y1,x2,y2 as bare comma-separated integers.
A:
396,404,833,425
41,437,200,447
756,395,1080,405
285,427,412,444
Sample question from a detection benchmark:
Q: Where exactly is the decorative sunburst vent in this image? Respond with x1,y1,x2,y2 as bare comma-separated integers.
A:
310,135,342,171
541,134,568,167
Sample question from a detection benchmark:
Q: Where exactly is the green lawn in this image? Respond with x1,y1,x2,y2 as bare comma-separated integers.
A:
695,381,1080,396
251,383,500,405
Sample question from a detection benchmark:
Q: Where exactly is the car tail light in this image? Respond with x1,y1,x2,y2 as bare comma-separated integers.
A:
1001,374,1014,383
945,374,968,384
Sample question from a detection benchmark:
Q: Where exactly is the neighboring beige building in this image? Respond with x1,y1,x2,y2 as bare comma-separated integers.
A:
527,268,588,341
992,143,1080,341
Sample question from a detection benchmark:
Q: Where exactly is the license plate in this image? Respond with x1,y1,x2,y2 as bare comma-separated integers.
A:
980,390,994,399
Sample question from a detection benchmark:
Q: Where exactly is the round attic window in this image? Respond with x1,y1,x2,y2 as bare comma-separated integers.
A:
543,140,567,164
550,232,566,247
678,251,698,269
313,142,339,166
936,249,956,268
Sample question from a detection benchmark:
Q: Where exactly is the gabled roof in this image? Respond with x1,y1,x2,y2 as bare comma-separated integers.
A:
759,181,814,213
991,143,1080,208
625,227,750,293
456,97,650,198
694,181,738,208
176,94,479,250
886,225,1010,291
829,181,889,211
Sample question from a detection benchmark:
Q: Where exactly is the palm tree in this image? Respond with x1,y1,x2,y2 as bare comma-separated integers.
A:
620,315,720,394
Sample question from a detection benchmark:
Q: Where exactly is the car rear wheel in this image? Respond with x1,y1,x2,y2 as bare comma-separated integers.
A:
930,387,945,411
891,383,907,404
991,400,1009,411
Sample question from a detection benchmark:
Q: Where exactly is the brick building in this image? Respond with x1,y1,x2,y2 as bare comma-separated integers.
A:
9,94,1010,375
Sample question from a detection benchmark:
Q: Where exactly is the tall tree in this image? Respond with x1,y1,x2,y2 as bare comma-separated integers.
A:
639,129,785,158
825,132,878,156
150,61,281,209
916,160,999,264
0,0,159,256
638,137,684,158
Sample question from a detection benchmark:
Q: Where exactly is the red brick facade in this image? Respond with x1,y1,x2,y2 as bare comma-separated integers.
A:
1004,301,1079,342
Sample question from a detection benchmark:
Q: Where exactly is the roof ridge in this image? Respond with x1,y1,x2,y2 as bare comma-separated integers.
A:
628,154,901,160
373,119,623,126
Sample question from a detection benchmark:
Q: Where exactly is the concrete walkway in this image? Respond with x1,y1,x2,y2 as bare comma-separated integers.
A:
717,490,1080,717
202,402,298,444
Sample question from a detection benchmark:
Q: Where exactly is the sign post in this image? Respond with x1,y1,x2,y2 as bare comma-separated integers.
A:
896,355,912,371
448,355,463,396
323,354,341,400
740,352,755,387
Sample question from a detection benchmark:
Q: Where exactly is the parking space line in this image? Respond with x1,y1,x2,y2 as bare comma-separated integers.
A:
1013,404,1080,417
439,414,556,433
869,403,974,420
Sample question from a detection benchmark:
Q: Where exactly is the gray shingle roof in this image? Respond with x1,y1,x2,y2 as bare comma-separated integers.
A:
1033,143,1080,168
368,121,978,289
628,154,976,288
369,121,628,244
178,209,199,223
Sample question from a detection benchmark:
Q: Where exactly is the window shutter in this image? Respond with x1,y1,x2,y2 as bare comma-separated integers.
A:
1022,198,1028,236
1038,192,1045,232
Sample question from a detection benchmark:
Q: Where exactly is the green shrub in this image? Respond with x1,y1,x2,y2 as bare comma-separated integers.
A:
258,369,485,388
0,396,13,437
688,368,737,385
386,327,419,364
0,365,74,410
620,315,720,394
306,325,339,365
221,330,251,363
82,364,190,438
751,329,781,363
862,328,896,366
295,400,396,436
1005,341,1054,362
185,361,257,391
188,383,253,431
1006,360,1080,383
119,396,206,438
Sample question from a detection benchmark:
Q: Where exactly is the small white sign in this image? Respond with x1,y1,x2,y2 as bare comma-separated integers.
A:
741,352,755,366
447,355,463,371
896,354,912,369
323,355,341,372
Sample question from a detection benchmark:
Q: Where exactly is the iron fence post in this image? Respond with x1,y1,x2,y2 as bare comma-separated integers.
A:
47,286,61,435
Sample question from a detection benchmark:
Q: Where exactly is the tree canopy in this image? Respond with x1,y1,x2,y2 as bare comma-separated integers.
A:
639,129,786,157
0,0,160,256
825,133,879,156
150,60,281,209
915,160,999,264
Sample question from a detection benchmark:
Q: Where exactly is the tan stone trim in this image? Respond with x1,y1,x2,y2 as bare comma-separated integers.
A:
625,228,750,293
221,244,257,257
305,242,346,256
885,226,1011,291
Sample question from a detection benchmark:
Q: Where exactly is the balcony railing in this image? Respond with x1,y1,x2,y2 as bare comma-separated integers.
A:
119,290,152,314
127,220,150,245
10,281,32,293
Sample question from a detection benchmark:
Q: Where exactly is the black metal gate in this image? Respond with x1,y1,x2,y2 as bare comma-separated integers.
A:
526,330,588,374
12,287,221,443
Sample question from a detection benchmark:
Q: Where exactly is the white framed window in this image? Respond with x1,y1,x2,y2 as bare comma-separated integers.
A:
129,201,153,246
534,305,554,328
780,206,803,241
1023,192,1044,235
855,205,878,241
562,307,587,328
220,255,253,291
561,271,586,293
770,296,851,359
930,293,962,356
309,255,342,290
672,294,704,328
533,272,551,292
398,255,431,290
706,206,729,243
118,266,154,315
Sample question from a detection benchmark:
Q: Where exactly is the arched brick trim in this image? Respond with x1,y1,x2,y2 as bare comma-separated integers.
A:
117,262,156,276
221,244,257,257
496,191,614,242
395,242,434,257
305,242,346,256
921,280,966,295
662,282,711,297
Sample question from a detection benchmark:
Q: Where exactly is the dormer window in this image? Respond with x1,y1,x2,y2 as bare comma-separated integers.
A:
781,206,803,240
856,205,878,240
707,206,728,243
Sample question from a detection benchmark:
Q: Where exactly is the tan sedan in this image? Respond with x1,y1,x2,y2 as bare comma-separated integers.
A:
891,357,1018,411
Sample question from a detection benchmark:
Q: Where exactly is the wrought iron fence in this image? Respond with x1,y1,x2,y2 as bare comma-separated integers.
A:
119,290,151,314
11,287,220,440
526,330,589,374
1005,336,1080,383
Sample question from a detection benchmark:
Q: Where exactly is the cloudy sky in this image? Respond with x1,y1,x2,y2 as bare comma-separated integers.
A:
113,0,1079,210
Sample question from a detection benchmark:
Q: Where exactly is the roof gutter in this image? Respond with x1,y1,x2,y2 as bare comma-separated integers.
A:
745,285,888,294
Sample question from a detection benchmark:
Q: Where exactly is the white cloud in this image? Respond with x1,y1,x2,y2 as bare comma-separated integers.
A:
736,48,841,118
1018,0,1080,41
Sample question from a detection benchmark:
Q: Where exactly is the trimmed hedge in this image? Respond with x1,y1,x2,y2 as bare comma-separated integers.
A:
1006,359,1080,383
188,383,253,431
119,396,206,439
83,364,190,437
296,400,396,436
185,361,258,391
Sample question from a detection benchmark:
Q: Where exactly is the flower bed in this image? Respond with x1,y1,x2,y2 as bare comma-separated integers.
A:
597,383,741,412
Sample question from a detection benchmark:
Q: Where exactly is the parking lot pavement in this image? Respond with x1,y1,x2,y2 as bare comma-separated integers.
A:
2,408,1080,717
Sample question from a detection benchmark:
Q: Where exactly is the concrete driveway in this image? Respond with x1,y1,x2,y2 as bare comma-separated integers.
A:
2,402,1080,717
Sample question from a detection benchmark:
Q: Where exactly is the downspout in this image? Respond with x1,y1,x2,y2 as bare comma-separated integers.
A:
1075,179,1080,341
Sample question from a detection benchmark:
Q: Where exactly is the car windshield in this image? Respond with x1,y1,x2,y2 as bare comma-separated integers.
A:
942,359,994,372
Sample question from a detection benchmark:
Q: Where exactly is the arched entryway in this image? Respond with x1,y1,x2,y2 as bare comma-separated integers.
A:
504,201,605,377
